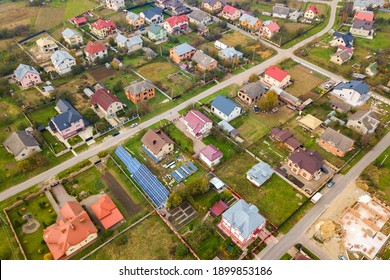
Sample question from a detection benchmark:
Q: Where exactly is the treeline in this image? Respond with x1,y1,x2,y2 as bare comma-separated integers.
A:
0,25,32,40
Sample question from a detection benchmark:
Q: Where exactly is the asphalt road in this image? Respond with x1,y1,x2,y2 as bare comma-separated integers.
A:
260,131,390,260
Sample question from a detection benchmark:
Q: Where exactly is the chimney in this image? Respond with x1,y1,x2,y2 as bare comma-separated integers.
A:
153,140,157,145
70,223,75,230
79,218,85,223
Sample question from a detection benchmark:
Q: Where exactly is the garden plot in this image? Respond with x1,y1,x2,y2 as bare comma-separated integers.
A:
167,201,199,231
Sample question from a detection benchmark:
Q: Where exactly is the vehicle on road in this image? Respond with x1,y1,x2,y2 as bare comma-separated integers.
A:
112,131,120,137
327,180,335,188
130,122,138,128
311,192,322,204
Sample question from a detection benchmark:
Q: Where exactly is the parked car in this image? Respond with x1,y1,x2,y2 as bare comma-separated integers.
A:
321,166,329,174
130,122,138,128
327,180,335,188
112,131,120,137
324,81,333,90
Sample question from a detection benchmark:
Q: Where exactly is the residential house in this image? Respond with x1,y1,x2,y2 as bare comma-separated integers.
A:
124,80,155,104
218,47,243,62
36,37,59,54
354,10,374,22
163,15,189,34
148,23,168,41
50,99,87,139
62,28,83,47
91,19,116,38
332,80,370,106
106,0,125,11
246,161,274,187
330,32,354,47
287,148,324,181
353,0,385,11
170,42,196,64
14,64,41,89
126,12,145,29
270,85,302,110
239,14,262,30
263,65,291,88
3,130,41,161
269,127,301,151
284,137,302,152
298,114,322,131
84,41,108,62
330,45,353,65
143,47,157,60
272,5,290,19
141,129,174,161
221,5,241,21
329,99,352,113
91,88,124,118
318,127,354,157
183,109,212,138
188,9,212,26
211,95,241,122
192,50,217,71
50,50,76,75
199,144,223,168
43,201,98,260
219,199,266,247
304,5,319,19
238,82,266,105
350,19,374,39
70,16,87,27
115,34,143,52
347,110,380,135
140,7,163,24
261,20,280,39
165,0,192,15
289,10,302,22
91,194,124,229
155,0,171,8
210,200,228,216
218,120,239,137
201,0,226,14
365,62,378,77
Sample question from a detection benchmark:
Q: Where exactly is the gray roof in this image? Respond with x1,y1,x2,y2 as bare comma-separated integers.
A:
218,120,238,136
62,28,80,39
51,99,84,131
332,49,352,62
329,99,352,112
115,33,128,45
239,82,266,99
320,127,354,153
222,199,266,240
348,110,379,132
142,7,163,19
51,50,75,67
14,64,39,81
352,19,374,30
3,130,40,156
334,80,369,95
116,34,142,47
148,23,165,35
192,50,215,68
273,6,290,16
354,0,384,8
126,11,140,21
270,85,300,106
239,14,260,26
211,95,240,116
173,42,196,56
124,80,154,95
188,9,209,22
219,47,243,59
202,0,226,5
246,161,274,186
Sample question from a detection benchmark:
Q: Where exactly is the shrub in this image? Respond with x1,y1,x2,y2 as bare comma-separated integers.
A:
44,253,53,260
175,243,190,258
38,248,43,254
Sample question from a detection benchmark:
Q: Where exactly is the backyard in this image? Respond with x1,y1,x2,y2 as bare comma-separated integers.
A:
215,152,308,226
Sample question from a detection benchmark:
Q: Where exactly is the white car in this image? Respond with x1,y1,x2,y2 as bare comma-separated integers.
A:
130,122,138,128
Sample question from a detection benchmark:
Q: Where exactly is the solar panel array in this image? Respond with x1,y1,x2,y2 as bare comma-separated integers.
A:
141,146,160,163
170,162,199,183
115,146,169,207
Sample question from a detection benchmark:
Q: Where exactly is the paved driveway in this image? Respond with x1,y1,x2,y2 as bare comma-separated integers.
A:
173,118,206,154
51,184,76,207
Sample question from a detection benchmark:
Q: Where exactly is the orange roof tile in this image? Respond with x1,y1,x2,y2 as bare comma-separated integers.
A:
91,195,124,230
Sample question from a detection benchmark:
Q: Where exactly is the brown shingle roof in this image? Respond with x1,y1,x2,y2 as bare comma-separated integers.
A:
141,129,174,155
289,148,323,175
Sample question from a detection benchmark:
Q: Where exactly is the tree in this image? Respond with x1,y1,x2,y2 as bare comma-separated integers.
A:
96,119,111,133
187,177,209,196
82,108,100,125
112,80,124,93
108,37,115,46
167,191,183,208
248,73,260,83
217,21,227,29
257,90,278,111
71,64,85,76
189,22,198,32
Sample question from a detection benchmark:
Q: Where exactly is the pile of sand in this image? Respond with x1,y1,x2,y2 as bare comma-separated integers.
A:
315,220,338,242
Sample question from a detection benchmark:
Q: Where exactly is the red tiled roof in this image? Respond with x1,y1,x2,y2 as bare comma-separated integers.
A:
223,5,238,15
354,11,374,22
265,65,288,82
285,137,301,150
91,19,116,30
165,15,188,27
91,88,122,111
200,144,223,162
184,109,212,136
71,16,87,25
84,41,107,55
43,201,97,260
306,5,318,14
91,195,124,230
264,21,280,32
338,45,354,54
288,148,323,175
210,200,229,216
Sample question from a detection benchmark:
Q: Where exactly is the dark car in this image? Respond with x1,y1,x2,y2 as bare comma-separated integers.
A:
327,180,335,188
321,166,329,174
112,131,120,137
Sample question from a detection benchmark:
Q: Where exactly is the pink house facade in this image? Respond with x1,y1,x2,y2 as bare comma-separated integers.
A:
183,109,213,138
14,64,42,89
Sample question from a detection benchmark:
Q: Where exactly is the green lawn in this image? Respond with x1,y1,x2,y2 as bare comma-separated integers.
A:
63,0,97,19
199,84,238,104
41,130,66,154
68,167,108,200
26,105,57,126
7,194,57,260
248,137,290,168
202,134,238,162
215,153,308,226
230,114,270,145
162,123,194,154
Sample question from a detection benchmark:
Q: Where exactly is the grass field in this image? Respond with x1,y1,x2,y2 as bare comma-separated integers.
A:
0,2,39,29
26,105,57,126
230,114,270,144
70,167,108,200
248,137,290,168
162,123,194,154
86,214,186,260
215,152,308,226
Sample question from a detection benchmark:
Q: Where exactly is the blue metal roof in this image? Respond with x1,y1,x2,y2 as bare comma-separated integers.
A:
334,80,369,95
239,13,259,26
333,32,354,48
142,7,162,20
115,33,128,45
51,99,84,131
62,28,80,39
222,200,266,240
173,42,196,56
246,161,274,186
211,95,240,117
14,64,39,81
